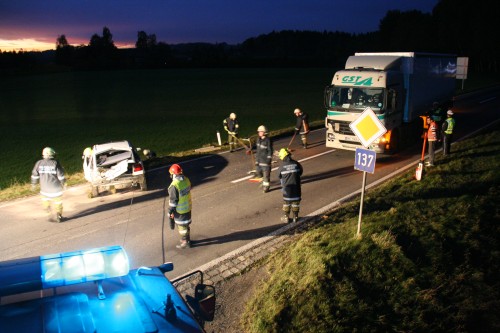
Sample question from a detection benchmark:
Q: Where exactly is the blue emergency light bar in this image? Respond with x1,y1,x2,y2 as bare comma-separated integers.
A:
0,246,129,297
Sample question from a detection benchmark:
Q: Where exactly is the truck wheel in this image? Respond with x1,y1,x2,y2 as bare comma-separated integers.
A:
140,179,148,191
389,129,400,154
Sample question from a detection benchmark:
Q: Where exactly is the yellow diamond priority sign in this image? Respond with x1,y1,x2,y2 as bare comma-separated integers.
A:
349,107,387,148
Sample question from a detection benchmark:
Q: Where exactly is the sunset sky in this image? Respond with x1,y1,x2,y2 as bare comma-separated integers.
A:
0,0,439,52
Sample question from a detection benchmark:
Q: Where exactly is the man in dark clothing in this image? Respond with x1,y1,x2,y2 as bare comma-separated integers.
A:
294,108,310,149
31,147,66,222
223,112,239,152
278,148,303,223
253,125,273,193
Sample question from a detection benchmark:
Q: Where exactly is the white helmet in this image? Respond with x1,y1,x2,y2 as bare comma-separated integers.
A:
42,147,56,159
294,108,301,115
447,110,454,116
257,125,267,133
229,112,236,119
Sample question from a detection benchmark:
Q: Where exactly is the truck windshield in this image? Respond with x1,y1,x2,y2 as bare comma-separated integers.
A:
327,87,384,111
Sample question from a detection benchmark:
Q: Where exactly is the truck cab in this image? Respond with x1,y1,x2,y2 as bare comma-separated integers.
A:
0,246,215,333
324,52,456,153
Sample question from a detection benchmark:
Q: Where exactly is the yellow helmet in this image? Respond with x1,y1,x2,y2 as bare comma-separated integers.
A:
229,113,237,119
279,148,290,160
83,147,92,157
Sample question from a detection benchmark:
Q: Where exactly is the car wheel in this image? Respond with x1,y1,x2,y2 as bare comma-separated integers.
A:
89,186,99,198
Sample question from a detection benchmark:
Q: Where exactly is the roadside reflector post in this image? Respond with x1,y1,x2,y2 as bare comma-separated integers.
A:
216,131,222,146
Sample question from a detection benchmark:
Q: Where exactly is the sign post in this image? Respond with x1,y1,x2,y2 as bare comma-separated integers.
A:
349,108,387,237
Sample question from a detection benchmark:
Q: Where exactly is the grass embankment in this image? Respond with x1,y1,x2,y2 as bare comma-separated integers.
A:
242,125,500,332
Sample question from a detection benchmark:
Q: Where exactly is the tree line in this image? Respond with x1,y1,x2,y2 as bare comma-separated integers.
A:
0,0,496,73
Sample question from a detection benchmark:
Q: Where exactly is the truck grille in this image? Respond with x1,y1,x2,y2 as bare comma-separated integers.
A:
328,120,354,135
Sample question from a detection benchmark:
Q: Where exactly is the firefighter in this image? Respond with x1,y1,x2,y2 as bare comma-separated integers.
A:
82,147,92,181
142,149,156,159
426,116,438,167
278,148,303,223
253,125,273,193
294,108,310,149
223,112,239,152
442,110,456,156
31,147,66,222
430,101,445,129
168,163,193,249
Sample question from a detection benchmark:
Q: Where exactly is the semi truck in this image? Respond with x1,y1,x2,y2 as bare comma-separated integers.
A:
0,246,215,332
324,52,457,153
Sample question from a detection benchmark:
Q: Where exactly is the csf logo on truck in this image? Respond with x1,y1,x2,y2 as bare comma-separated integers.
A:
341,76,373,86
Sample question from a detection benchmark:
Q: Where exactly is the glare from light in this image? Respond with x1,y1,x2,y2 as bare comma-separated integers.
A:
41,246,130,288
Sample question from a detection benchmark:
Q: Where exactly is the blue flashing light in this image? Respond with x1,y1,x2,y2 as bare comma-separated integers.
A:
41,246,129,288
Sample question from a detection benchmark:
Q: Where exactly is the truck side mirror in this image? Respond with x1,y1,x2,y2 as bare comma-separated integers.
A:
186,284,216,322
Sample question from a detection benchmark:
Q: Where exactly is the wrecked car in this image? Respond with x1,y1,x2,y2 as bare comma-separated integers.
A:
83,140,147,198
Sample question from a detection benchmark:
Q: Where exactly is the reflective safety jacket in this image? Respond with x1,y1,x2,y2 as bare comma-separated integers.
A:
223,117,239,134
278,156,303,201
427,120,438,141
255,136,273,167
443,117,455,135
31,158,65,197
168,175,192,215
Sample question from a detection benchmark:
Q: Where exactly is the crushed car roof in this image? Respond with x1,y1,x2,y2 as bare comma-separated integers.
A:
93,141,133,154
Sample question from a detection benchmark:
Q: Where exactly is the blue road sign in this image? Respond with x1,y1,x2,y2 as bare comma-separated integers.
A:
354,148,376,174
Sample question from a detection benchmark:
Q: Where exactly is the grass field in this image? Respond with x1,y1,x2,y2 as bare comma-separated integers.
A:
0,68,334,190
242,124,500,332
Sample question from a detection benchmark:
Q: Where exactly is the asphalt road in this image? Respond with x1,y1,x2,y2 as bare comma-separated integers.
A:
0,86,498,279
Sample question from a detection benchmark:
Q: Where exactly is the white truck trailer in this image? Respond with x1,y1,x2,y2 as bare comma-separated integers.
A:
324,52,457,153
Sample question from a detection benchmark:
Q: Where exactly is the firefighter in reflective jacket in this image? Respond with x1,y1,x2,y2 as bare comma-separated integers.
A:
278,148,303,223
426,117,438,167
253,125,273,193
168,164,192,249
31,147,66,223
442,110,456,156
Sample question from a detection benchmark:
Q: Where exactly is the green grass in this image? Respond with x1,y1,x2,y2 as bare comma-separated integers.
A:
241,125,500,332
0,68,333,193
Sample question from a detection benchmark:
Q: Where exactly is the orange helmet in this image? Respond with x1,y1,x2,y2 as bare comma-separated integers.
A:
169,164,183,175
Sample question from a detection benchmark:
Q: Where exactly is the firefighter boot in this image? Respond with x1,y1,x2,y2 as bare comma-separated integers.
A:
263,186,270,193
176,235,191,249
292,211,299,223
281,214,289,223
176,226,191,249
176,240,190,249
